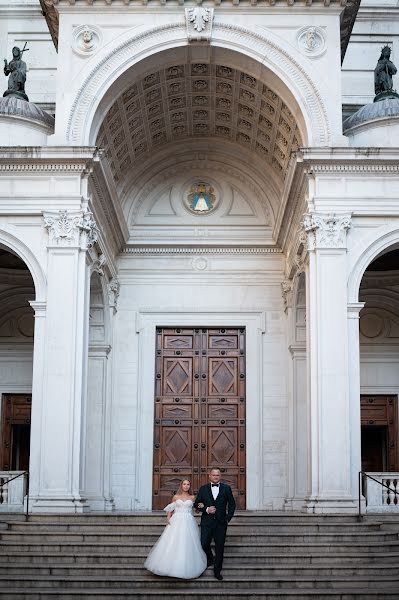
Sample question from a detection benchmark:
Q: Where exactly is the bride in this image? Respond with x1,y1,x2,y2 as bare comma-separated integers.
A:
144,479,207,579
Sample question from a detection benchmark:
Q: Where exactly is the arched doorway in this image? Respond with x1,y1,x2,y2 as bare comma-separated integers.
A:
0,246,35,510
87,43,310,511
359,248,399,474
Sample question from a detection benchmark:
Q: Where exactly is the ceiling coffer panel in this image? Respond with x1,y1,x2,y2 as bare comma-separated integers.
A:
97,63,302,186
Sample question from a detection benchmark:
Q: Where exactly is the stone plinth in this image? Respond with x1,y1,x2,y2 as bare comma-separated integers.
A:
343,98,399,147
0,96,54,145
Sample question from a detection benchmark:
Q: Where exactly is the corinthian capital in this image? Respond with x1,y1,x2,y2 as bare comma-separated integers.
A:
43,210,98,249
301,213,351,250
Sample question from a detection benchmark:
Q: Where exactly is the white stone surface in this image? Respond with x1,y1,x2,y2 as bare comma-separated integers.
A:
0,1,398,515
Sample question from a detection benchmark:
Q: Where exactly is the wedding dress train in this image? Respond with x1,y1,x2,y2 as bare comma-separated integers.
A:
144,499,207,579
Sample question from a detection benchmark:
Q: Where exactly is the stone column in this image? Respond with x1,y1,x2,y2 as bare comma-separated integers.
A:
347,302,365,505
302,213,357,513
29,210,97,513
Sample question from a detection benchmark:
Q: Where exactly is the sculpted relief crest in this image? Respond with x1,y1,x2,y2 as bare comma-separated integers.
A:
297,26,326,58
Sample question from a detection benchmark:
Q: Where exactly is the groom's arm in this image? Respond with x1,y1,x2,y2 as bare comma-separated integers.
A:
226,485,236,522
194,487,206,513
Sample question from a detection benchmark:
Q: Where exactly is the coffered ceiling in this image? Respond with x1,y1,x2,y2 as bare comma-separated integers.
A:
97,62,302,189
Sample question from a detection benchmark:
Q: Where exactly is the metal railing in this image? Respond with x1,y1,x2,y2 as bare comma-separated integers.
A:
0,471,29,521
358,471,398,521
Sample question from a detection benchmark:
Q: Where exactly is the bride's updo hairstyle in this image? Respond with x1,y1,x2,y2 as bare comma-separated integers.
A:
175,479,193,496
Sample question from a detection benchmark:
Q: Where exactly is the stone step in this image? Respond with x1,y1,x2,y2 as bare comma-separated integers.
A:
1,551,398,565
1,574,399,591
1,589,398,600
2,531,397,543
5,513,383,523
2,540,399,554
0,563,397,577
7,521,387,533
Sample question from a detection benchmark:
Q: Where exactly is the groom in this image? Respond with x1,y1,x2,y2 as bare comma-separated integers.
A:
194,467,236,581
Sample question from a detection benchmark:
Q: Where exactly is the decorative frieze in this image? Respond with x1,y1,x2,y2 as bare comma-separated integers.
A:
121,246,282,255
43,210,98,249
301,213,351,250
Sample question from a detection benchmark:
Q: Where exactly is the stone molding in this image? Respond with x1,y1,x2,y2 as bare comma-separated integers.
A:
121,246,282,255
301,213,352,250
66,21,330,147
43,210,98,249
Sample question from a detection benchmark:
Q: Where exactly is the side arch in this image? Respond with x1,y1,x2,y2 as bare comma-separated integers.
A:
348,227,399,304
0,230,46,301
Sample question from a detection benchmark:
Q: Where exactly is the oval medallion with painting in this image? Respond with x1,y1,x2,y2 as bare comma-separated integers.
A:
186,182,216,214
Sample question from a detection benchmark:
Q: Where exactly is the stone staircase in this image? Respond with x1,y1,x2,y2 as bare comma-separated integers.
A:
0,512,399,599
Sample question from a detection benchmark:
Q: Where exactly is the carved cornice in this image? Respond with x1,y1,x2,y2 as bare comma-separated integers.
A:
40,1,359,63
122,246,282,255
0,146,98,174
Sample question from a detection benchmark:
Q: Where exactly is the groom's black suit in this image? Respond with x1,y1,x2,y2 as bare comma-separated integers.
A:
194,482,236,576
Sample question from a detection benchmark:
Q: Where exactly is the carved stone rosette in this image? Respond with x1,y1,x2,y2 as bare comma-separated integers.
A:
43,210,98,249
301,213,352,250
185,7,214,42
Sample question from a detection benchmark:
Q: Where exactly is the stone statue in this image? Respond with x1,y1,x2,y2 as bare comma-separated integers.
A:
374,46,398,102
3,45,29,102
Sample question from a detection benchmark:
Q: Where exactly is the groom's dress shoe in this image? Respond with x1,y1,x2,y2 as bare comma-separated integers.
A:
214,572,223,581
207,559,214,567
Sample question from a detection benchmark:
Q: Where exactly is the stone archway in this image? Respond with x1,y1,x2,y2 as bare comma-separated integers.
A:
64,23,330,148
358,248,399,479
0,247,36,511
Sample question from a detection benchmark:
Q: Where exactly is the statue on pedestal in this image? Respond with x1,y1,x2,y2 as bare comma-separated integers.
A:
3,45,29,102
374,46,399,102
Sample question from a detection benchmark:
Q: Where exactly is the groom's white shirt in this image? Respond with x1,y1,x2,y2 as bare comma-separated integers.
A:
211,483,220,500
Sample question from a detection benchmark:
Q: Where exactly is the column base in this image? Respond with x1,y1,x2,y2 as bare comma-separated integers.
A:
283,497,308,512
304,496,359,514
29,496,90,514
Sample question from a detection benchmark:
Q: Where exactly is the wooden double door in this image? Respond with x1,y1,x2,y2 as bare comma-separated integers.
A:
152,327,246,509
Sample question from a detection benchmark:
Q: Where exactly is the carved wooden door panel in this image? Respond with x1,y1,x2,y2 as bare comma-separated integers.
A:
153,328,246,509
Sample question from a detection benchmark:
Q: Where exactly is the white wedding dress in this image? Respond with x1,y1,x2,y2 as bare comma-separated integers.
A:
144,499,207,579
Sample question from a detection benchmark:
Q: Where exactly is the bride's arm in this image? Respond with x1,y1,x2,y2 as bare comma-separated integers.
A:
166,495,177,525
